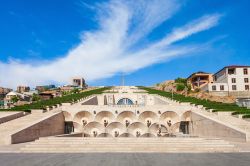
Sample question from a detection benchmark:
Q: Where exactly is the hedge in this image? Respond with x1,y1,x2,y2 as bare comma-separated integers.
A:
139,86,250,116
0,87,110,112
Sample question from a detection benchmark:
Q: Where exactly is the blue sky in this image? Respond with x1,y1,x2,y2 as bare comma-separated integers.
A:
0,0,250,88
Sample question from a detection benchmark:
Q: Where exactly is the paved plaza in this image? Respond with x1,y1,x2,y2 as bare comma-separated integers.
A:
0,153,250,166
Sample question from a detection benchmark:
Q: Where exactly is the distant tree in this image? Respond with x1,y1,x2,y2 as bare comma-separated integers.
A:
71,88,80,94
32,93,40,102
175,77,187,84
11,96,19,103
62,91,68,96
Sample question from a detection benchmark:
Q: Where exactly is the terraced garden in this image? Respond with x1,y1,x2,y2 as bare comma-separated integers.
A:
139,86,250,118
0,87,110,112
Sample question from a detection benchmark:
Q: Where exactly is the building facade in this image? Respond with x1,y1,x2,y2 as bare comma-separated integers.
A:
63,86,191,137
201,66,250,97
17,86,30,93
4,91,30,107
187,72,213,90
0,87,12,100
36,85,56,92
72,77,86,89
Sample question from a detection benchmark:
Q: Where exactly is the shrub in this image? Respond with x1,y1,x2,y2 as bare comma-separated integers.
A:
176,83,185,91
138,86,250,114
0,87,110,112
11,96,19,103
175,78,187,84
32,94,41,101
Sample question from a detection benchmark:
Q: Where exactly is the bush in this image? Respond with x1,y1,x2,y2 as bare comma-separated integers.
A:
0,87,110,112
175,78,187,84
138,86,250,114
176,83,185,91
243,114,250,118
194,88,200,93
32,94,41,101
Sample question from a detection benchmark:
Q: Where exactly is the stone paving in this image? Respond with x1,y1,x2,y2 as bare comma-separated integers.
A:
0,153,250,166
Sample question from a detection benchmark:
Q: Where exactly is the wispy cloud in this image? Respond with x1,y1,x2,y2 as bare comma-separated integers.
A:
0,0,222,88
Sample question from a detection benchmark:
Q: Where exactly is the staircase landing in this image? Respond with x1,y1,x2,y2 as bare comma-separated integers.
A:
18,137,239,153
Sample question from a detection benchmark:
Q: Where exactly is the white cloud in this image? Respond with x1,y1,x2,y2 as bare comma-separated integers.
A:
0,0,222,88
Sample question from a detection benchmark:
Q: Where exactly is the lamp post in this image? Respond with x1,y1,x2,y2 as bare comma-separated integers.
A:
171,89,174,100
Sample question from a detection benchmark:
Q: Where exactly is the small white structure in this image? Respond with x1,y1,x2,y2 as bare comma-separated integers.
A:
4,91,30,106
72,77,86,88
202,65,250,97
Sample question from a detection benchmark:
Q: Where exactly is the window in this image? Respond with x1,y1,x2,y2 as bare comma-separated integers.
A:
228,68,236,75
243,68,248,75
214,76,217,81
220,85,224,91
232,85,237,91
212,85,216,91
246,85,249,91
117,98,134,105
231,78,236,83
244,78,249,83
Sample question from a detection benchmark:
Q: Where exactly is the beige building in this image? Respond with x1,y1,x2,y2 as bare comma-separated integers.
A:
187,72,213,90
4,91,30,106
62,86,195,137
0,87,12,100
60,85,76,92
1,86,250,153
16,86,30,93
202,66,250,97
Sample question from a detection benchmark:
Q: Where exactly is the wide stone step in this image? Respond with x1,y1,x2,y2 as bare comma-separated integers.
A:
25,145,235,149
30,140,230,144
34,139,229,143
37,137,223,141
20,147,238,153
20,137,238,153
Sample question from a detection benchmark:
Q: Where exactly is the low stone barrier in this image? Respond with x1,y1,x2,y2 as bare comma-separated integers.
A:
31,109,46,114
191,111,248,142
9,112,65,144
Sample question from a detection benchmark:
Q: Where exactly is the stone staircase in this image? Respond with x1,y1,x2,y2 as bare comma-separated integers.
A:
0,110,62,145
20,137,238,153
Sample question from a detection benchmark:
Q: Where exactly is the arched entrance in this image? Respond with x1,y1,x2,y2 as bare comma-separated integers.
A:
117,98,134,105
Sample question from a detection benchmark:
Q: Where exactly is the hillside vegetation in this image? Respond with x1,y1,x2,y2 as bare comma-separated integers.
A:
155,78,235,103
0,87,110,112
140,86,250,118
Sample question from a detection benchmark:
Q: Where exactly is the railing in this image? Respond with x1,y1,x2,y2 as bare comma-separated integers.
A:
107,104,144,108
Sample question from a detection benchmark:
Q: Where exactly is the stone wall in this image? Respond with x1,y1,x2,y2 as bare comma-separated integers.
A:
10,112,65,144
208,91,250,98
82,96,98,105
190,112,247,142
0,112,26,124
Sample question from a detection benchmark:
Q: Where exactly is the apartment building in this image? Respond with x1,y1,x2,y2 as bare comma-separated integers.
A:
16,86,30,93
201,66,250,97
72,77,87,89
0,87,12,100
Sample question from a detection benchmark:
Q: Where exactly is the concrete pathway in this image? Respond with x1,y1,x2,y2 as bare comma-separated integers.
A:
0,153,250,166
